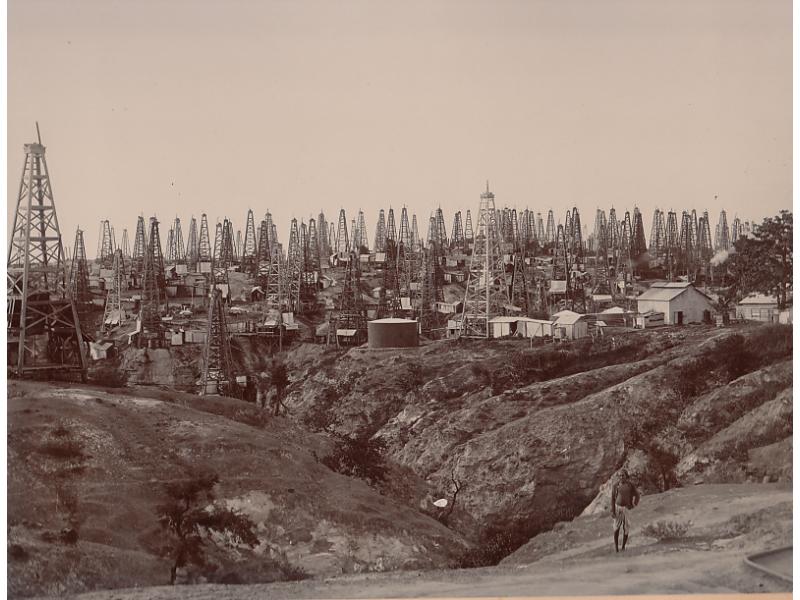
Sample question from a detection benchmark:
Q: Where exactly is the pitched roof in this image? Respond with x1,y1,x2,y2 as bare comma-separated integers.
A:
738,294,779,306
555,312,587,325
637,286,689,302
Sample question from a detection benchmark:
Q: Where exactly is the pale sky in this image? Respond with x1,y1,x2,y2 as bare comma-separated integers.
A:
8,0,792,254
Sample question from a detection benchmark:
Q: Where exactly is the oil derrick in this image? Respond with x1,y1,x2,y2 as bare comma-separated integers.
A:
399,207,413,251
545,210,556,246
102,249,125,331
68,228,92,305
139,217,167,346
534,213,544,243
241,209,258,272
355,209,369,253
167,216,186,265
318,211,330,259
554,224,586,312
397,241,414,299
264,230,283,306
307,218,321,272
730,216,742,244
433,208,448,249
234,229,243,263
334,252,367,344
592,210,612,296
328,222,336,255
211,222,229,287
199,287,236,396
418,245,444,335
464,210,475,245
519,210,531,249
283,218,303,314
570,207,585,266
349,218,357,252
649,209,666,262
631,208,647,257
131,216,147,278
377,240,401,318
99,220,115,268
121,228,131,261
336,209,349,255
386,208,397,244
696,211,713,279
715,209,730,251
7,132,87,378
664,210,679,280
411,214,422,252
509,209,520,249
374,209,387,252
223,220,236,266
198,214,212,263
509,252,530,315
186,217,198,271
607,208,620,265
451,211,465,252
677,211,696,280
165,228,175,266
255,219,271,286
616,211,634,279
264,212,275,250
460,183,507,338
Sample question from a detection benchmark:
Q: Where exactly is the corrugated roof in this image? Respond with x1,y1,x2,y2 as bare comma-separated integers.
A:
738,294,778,306
637,286,688,302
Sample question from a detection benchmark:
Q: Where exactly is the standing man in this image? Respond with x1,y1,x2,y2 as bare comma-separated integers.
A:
611,469,640,552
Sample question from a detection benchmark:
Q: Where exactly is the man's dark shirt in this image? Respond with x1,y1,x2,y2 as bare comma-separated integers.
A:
611,480,640,510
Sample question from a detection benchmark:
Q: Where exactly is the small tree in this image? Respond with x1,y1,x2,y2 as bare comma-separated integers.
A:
157,471,259,585
322,430,388,486
268,360,290,416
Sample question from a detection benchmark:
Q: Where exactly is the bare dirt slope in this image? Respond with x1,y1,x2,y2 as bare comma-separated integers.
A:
7,382,467,598
57,483,792,600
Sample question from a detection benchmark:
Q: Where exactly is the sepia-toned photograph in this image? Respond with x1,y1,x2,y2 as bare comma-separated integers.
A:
6,1,793,598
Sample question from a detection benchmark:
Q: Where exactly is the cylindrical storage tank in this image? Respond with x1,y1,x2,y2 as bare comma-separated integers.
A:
368,318,419,349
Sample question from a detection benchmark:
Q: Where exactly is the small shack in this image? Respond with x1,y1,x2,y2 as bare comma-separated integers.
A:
736,294,781,323
553,311,590,340
636,282,713,325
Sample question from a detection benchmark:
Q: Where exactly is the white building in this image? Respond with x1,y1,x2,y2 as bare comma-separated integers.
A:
736,294,781,323
636,282,714,325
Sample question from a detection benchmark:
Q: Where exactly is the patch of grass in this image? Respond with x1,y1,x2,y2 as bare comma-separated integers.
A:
642,519,692,541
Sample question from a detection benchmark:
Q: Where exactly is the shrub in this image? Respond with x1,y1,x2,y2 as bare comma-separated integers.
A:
322,431,388,486
37,439,85,461
302,386,342,433
642,519,692,541
91,366,128,388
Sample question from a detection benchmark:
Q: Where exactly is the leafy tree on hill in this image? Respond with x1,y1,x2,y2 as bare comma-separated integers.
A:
729,211,792,308
268,360,290,416
156,471,259,585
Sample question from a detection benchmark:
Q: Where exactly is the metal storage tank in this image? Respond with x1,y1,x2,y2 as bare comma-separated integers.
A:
368,318,419,349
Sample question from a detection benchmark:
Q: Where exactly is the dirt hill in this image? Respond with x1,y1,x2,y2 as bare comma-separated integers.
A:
7,382,467,598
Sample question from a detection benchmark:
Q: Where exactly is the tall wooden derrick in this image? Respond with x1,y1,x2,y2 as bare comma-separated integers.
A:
433,208,448,249
464,210,475,246
451,211,465,252
508,209,520,249
335,209,349,256
254,219,270,287
103,249,125,331
138,217,167,347
264,227,283,306
328,222,336,255
730,216,743,245
264,212,275,251
535,212,545,244
630,207,648,275
377,240,401,318
349,218,357,253
167,216,186,266
223,220,236,266
7,131,87,378
301,220,319,309
199,287,236,396
411,214,422,252
355,210,369,253
649,209,666,263
68,228,92,305
557,222,586,312
664,210,679,280
519,210,531,250
570,207,585,268
544,209,556,247
715,209,730,251
399,207,413,251
317,211,330,260
591,210,612,297
386,208,397,245
460,184,507,338
241,209,258,272
616,211,634,285
284,218,303,314
98,220,115,268
165,228,175,266
334,252,367,345
186,216,198,272
121,228,131,261
509,251,530,315
198,214,212,263
374,209,387,253
131,216,147,280
306,218,321,273
397,241,414,302
677,211,696,280
418,245,444,336
211,221,229,288
696,211,714,281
